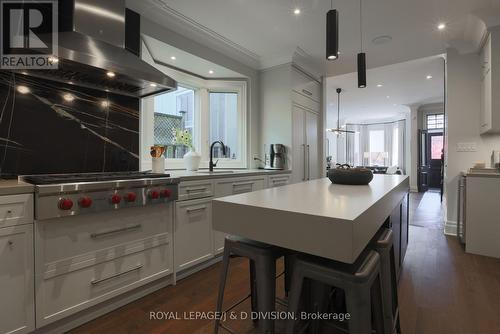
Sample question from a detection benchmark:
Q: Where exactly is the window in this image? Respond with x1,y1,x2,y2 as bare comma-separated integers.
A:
142,72,248,170
431,135,443,160
368,130,388,166
209,92,239,160
427,114,444,129
392,127,399,166
153,86,195,159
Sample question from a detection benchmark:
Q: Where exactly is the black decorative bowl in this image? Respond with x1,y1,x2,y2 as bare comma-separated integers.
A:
328,164,374,185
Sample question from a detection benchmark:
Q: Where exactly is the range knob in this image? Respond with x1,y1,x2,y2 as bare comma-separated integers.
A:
79,196,93,208
58,198,73,210
125,192,137,202
110,194,122,204
149,190,160,199
161,189,172,198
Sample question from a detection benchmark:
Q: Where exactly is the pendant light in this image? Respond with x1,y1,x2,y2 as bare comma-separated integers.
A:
357,0,367,88
326,0,339,60
326,88,355,135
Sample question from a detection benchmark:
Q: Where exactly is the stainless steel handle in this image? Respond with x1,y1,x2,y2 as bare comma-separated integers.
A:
302,89,313,96
186,205,207,213
90,224,142,239
232,182,254,187
272,178,289,183
307,145,311,180
186,187,207,193
302,144,307,181
90,264,143,285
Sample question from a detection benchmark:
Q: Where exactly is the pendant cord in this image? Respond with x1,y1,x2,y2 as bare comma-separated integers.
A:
331,0,333,10
360,0,363,52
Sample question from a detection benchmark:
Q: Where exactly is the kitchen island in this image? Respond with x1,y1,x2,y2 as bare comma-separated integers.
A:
213,174,409,265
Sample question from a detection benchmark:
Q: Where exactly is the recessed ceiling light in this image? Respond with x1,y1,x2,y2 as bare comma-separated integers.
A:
16,85,30,94
170,56,176,60
372,35,392,45
101,100,110,108
63,93,75,102
426,75,433,79
377,84,383,87
386,95,390,99
208,70,214,74
293,8,301,15
150,83,157,87
437,23,446,30
393,103,397,106
106,71,115,78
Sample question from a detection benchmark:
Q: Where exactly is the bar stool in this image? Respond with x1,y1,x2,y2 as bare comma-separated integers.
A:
372,229,401,334
285,250,386,334
214,236,286,334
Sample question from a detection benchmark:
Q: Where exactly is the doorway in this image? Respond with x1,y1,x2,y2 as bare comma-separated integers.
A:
418,129,444,192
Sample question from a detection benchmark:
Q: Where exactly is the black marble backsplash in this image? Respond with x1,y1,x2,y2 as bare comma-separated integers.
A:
0,71,139,177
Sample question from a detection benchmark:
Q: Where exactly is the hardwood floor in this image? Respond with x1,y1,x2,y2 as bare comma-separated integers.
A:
71,192,500,334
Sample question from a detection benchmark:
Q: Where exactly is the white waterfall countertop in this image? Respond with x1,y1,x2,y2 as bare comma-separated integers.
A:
213,174,409,263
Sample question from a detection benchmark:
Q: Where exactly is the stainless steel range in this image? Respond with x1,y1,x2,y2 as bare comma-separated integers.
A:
20,171,179,220
21,171,180,326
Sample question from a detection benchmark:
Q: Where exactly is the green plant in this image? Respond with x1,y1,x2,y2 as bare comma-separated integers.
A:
172,128,193,150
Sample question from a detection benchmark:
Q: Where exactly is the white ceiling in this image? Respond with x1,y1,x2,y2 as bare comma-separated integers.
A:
129,0,500,76
142,35,245,78
326,55,445,124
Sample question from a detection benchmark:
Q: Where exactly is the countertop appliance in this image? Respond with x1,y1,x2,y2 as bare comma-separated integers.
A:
20,171,179,220
265,144,286,170
491,150,500,171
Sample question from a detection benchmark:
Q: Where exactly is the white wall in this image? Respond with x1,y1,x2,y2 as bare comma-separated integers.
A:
445,48,500,234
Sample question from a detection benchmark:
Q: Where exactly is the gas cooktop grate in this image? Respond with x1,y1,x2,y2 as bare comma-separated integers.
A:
23,172,170,185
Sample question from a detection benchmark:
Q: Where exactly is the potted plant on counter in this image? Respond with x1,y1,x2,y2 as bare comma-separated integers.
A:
173,129,201,171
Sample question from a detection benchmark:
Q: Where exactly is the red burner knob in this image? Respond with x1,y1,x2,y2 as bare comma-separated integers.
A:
79,196,92,208
125,192,137,202
161,189,172,198
110,194,122,204
58,198,73,210
149,190,160,199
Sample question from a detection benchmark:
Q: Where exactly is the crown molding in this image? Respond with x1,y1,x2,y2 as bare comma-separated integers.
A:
147,0,261,68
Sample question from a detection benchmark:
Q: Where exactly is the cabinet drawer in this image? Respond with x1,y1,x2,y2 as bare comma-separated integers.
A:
37,204,172,264
175,198,213,271
36,238,172,326
178,180,214,201
268,174,292,188
214,176,267,197
0,194,33,228
292,68,321,103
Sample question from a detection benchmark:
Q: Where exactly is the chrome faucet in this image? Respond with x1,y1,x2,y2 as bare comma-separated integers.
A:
209,141,226,172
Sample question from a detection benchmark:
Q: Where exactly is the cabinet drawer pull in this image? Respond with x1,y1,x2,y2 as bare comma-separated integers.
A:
90,224,142,239
186,205,207,213
186,187,208,193
90,264,143,285
302,89,313,96
232,182,254,187
272,178,289,183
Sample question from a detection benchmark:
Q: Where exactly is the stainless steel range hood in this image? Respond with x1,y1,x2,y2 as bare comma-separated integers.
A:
25,0,176,98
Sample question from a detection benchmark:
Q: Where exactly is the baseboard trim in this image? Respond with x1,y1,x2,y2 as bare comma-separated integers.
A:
444,220,458,236
176,255,223,281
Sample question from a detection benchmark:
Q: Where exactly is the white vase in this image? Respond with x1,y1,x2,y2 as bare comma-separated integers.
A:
183,149,201,171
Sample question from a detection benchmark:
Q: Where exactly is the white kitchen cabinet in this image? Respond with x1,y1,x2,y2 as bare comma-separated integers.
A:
0,224,35,334
174,198,214,271
213,176,267,254
268,173,292,188
292,105,319,183
479,30,500,134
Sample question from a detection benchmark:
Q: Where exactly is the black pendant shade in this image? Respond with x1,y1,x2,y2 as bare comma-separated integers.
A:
326,9,339,60
357,52,366,88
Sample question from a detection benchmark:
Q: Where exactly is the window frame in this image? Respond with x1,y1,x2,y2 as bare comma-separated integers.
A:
140,65,247,170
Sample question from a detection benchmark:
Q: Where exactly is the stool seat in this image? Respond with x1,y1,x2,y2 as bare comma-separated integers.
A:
214,236,286,334
285,250,387,334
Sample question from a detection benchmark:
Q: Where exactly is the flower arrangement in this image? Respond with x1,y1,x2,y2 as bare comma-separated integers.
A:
172,128,193,150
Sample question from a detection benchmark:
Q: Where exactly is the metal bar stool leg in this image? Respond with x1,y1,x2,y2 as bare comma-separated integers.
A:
345,286,372,334
214,244,232,334
285,263,305,334
249,259,259,324
255,255,277,334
